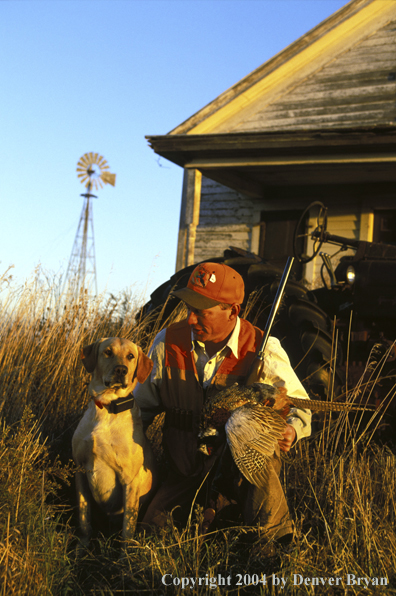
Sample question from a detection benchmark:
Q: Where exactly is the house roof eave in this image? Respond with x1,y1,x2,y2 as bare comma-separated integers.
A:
147,127,396,198
147,126,396,166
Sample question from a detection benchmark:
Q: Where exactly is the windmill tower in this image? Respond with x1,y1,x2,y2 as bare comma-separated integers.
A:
63,152,116,298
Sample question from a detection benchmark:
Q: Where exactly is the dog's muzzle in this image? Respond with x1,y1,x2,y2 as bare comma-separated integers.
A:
105,364,129,388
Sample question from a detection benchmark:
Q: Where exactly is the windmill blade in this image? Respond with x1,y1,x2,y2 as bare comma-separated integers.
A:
79,154,90,167
92,178,101,190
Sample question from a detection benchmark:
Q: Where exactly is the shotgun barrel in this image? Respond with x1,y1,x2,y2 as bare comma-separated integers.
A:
245,256,294,386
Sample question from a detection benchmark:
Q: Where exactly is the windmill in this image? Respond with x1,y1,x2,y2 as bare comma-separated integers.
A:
63,153,116,298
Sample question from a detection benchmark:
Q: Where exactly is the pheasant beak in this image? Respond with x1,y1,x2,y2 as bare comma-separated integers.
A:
198,444,212,456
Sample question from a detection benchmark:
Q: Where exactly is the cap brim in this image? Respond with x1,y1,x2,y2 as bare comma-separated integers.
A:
171,287,220,310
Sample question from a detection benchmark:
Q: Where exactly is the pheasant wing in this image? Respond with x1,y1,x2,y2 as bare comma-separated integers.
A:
225,404,287,488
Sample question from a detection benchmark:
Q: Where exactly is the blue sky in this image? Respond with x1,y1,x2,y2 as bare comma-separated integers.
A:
1,0,347,303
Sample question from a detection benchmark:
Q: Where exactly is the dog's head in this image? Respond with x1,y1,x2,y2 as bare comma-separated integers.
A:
81,338,153,405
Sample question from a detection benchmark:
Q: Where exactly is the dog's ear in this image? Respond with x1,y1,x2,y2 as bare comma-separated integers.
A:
80,340,102,373
135,347,154,384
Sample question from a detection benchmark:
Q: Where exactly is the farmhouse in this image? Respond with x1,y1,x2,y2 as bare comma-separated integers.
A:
147,0,396,286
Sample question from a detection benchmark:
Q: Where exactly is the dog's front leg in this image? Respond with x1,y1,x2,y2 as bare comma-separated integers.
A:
75,470,93,547
122,481,140,542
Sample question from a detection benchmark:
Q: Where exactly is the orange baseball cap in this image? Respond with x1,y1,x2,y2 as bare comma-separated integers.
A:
172,262,245,309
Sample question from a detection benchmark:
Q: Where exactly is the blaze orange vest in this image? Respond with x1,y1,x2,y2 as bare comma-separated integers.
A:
160,318,264,476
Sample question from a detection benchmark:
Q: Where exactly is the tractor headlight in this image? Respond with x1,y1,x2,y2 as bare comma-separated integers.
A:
346,266,356,285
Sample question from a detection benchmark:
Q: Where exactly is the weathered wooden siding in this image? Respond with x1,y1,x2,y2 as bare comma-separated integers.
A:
235,20,396,132
193,176,257,263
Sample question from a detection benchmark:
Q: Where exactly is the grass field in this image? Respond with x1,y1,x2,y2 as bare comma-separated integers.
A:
0,272,395,595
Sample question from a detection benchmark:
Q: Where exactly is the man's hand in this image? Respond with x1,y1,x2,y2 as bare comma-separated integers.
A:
278,424,296,452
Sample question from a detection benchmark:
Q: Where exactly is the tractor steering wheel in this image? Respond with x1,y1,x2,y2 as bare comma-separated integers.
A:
293,201,328,264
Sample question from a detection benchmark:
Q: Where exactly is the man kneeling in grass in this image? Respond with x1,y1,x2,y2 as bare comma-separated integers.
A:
135,262,311,543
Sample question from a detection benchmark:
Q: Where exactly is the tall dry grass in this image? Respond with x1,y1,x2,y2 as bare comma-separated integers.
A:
0,271,395,594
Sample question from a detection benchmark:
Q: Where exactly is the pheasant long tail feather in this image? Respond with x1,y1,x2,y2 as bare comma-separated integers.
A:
288,397,377,412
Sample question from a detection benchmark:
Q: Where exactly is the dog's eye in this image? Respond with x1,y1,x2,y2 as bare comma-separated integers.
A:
127,353,135,361
104,348,112,356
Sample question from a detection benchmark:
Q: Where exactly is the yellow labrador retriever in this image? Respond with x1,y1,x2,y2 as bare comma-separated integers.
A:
72,337,156,545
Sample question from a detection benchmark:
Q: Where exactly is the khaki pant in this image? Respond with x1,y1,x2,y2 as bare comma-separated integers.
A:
141,445,292,541
242,446,293,540
141,455,217,528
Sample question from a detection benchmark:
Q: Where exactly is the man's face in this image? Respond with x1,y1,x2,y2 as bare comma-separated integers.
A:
186,303,237,344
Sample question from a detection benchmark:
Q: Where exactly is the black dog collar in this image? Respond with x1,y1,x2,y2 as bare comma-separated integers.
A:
107,394,135,414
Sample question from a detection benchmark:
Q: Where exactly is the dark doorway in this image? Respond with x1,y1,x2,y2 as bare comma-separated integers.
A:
373,210,396,245
259,210,303,278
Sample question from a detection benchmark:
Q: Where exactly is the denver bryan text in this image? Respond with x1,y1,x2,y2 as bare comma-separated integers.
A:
292,574,388,588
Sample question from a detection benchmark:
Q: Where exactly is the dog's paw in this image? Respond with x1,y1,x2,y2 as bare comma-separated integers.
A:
117,538,140,562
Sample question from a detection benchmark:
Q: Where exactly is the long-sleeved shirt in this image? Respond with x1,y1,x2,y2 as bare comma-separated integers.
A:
135,317,311,444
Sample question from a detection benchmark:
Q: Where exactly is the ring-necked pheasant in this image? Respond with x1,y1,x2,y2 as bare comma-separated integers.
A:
199,383,376,488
